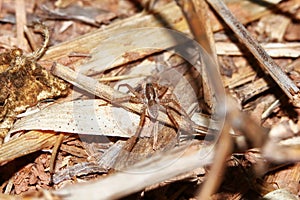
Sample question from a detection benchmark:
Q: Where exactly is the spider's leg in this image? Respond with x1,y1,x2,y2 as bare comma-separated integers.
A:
165,105,181,145
118,83,144,99
161,99,196,143
160,97,194,126
126,104,147,152
152,119,159,150
153,83,169,99
112,83,144,105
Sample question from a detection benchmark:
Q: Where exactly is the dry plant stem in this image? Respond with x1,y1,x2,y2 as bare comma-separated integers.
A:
176,1,225,103
176,1,230,198
176,0,209,54
51,64,119,102
216,42,300,58
0,131,58,165
176,0,217,110
15,0,27,50
261,99,280,120
206,0,300,106
191,0,217,60
51,63,208,134
180,6,231,197
196,117,232,199
50,133,65,174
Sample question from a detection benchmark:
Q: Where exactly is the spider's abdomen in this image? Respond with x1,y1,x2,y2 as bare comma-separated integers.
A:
147,99,159,119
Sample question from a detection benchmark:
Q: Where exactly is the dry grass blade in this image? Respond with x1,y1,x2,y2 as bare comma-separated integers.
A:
42,1,190,62
53,143,215,200
78,27,190,75
9,100,138,137
206,0,300,106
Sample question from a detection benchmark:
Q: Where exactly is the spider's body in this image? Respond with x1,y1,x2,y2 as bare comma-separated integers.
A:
115,80,192,151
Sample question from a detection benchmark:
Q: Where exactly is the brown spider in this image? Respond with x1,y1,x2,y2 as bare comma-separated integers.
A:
114,80,194,151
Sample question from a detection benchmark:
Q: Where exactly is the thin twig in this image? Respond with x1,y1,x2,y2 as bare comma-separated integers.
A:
206,0,300,107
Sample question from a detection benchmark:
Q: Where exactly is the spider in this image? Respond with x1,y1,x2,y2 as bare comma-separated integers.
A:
113,80,194,151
